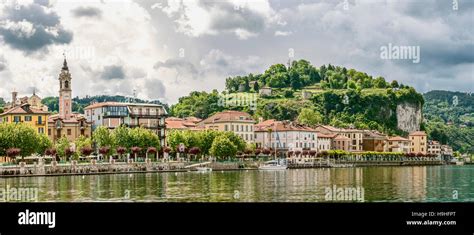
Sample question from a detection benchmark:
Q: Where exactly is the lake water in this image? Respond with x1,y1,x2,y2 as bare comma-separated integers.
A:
1,165,473,202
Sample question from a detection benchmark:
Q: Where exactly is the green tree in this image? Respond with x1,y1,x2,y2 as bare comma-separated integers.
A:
0,123,41,156
55,137,71,161
93,126,115,148
297,108,323,126
37,134,52,156
391,80,399,88
210,136,237,159
75,135,93,153
374,77,387,88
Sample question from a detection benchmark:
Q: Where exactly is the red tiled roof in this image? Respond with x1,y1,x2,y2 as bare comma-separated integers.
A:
166,117,201,129
255,119,276,128
255,120,315,132
388,136,409,141
0,104,49,115
317,133,337,138
200,110,255,124
409,131,427,136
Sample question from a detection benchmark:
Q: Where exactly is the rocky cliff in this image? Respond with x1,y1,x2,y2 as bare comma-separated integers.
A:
396,102,422,133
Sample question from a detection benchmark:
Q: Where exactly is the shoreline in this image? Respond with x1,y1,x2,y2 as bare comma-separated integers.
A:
0,160,449,178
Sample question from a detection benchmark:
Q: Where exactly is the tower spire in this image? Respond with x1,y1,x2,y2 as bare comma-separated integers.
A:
62,51,68,71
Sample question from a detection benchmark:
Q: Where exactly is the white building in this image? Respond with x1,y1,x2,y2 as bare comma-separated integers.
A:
317,133,334,151
254,120,318,151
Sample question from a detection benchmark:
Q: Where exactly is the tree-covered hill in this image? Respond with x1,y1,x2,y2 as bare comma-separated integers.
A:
42,95,169,114
171,60,424,136
423,90,474,153
423,90,474,126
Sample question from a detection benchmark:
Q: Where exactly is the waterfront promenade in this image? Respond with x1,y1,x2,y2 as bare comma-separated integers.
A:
0,155,444,177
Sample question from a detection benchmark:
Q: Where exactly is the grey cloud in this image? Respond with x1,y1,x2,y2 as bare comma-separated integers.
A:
154,58,200,77
34,0,50,7
0,2,73,52
201,1,266,34
144,78,166,100
71,6,103,18
101,65,125,80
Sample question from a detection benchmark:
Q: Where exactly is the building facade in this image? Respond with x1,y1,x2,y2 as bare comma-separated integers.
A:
362,131,387,152
317,133,334,152
0,103,50,134
199,110,255,143
314,125,364,152
48,58,92,142
409,131,427,154
427,140,441,156
84,101,168,148
254,120,318,151
387,136,411,153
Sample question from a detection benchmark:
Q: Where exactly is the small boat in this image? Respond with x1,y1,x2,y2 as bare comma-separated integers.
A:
455,161,464,166
196,167,212,172
258,160,287,170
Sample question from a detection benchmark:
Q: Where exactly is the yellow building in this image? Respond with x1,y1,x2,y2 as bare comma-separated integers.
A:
198,110,255,143
409,131,427,155
0,103,50,134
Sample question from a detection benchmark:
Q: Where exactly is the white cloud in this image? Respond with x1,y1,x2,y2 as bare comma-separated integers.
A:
274,30,291,36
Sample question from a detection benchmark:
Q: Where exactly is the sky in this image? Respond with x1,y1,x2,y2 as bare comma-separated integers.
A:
0,0,473,105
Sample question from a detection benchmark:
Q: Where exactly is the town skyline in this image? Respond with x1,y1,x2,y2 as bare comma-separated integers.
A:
0,0,473,105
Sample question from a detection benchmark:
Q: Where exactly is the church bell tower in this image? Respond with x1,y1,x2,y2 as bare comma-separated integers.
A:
58,55,72,119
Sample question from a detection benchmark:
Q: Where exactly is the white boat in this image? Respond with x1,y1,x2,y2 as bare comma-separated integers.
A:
258,160,287,170
455,161,464,166
196,167,212,172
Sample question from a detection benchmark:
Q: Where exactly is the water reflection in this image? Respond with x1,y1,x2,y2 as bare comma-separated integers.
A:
1,166,473,202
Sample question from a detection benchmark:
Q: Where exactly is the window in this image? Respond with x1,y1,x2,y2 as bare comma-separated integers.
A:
25,116,32,121
67,129,72,135
231,125,234,131
246,125,248,132
241,125,244,132
48,129,51,135
250,126,253,131
38,127,44,134
13,116,21,123
38,116,42,124
225,125,228,131
245,134,248,140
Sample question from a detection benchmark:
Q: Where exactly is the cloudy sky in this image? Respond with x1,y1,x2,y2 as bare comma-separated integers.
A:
0,0,472,104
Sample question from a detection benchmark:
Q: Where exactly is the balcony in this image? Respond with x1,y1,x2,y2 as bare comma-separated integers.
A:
36,121,45,125
103,111,128,118
128,111,166,118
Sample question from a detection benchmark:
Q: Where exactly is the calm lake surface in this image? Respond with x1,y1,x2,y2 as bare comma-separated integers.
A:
1,165,473,202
